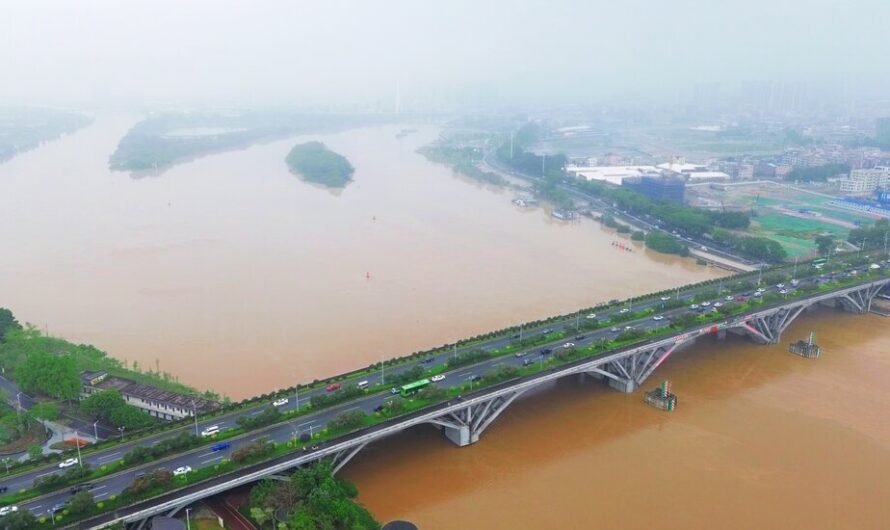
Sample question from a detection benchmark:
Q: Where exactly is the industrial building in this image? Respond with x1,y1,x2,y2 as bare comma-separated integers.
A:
623,175,686,203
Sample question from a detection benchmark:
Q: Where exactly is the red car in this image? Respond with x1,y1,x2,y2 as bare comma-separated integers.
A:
326,383,341,392
735,295,746,302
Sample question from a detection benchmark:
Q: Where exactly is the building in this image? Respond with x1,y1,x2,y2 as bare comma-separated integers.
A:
656,157,730,182
80,371,219,421
565,165,659,185
623,175,685,203
838,167,890,194
738,164,755,180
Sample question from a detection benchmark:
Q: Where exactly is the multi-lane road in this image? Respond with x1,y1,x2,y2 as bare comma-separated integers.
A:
0,261,873,519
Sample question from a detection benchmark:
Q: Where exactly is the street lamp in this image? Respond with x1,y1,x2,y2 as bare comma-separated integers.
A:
294,382,300,412
191,400,199,436
118,426,126,441
185,507,191,530
92,420,99,441
15,392,22,417
74,430,83,468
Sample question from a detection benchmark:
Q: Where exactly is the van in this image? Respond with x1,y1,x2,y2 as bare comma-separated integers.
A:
200,425,220,437
357,380,369,390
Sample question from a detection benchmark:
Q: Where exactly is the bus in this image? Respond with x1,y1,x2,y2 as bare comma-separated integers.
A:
399,378,431,397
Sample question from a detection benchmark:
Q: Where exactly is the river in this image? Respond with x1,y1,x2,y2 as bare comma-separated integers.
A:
0,116,721,398
347,309,890,529
6,117,884,529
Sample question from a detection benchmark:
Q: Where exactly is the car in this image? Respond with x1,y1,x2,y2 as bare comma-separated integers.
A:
468,375,482,382
357,380,369,389
173,466,192,476
200,425,220,437
420,357,435,364
652,315,665,321
871,263,882,270
522,359,534,366
0,506,18,516
735,295,746,302
618,308,630,314
610,327,620,332
850,270,859,276
50,503,68,514
690,304,699,310
310,445,320,451
431,374,446,382
390,387,400,395
713,302,723,308
134,472,146,480
624,326,634,331
725,295,734,301
562,342,575,349
575,334,586,340
58,458,79,469
753,291,762,297
585,313,597,319
791,279,801,286
541,328,554,334
0,486,6,494
700,301,711,307
326,383,341,392
514,351,527,358
779,289,788,294
755,287,765,293
272,397,289,407
211,442,231,452
540,348,553,355
69,483,94,494
660,296,671,301
373,405,384,413
776,283,785,289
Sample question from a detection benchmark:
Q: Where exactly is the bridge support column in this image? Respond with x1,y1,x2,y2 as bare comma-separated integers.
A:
591,338,689,393
430,389,530,447
738,304,807,344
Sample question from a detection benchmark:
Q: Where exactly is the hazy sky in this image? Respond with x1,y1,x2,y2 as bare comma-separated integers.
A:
2,0,888,110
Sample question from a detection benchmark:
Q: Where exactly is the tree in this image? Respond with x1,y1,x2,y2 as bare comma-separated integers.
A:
1,509,37,530
27,444,43,460
14,351,80,400
81,389,153,430
28,402,59,421
815,235,834,256
251,506,271,529
0,308,20,342
68,490,96,515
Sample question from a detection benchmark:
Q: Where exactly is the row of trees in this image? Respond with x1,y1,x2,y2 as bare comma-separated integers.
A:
80,389,154,430
785,163,850,182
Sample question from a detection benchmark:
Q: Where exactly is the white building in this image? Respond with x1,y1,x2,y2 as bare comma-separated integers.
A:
80,371,218,421
657,157,730,182
566,165,659,185
838,167,890,194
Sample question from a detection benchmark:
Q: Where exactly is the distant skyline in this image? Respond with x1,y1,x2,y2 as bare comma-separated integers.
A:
2,0,889,111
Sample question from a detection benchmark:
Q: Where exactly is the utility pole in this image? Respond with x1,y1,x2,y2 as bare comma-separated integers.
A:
294,382,300,411
75,430,82,468
191,401,198,436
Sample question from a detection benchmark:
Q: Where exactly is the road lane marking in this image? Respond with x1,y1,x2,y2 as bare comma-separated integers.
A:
96,452,121,461
34,470,58,479
200,455,223,464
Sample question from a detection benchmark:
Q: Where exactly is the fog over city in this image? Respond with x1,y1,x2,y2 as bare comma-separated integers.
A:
3,0,889,109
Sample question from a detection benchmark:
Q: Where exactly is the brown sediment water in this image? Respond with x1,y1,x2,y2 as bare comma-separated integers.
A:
0,116,722,398
347,309,890,529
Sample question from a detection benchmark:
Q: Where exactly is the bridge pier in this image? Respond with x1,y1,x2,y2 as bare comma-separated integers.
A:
431,389,529,447
443,424,474,447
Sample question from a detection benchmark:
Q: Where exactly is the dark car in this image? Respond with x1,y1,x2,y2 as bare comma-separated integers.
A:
575,335,586,340
540,348,553,355
420,358,435,364
373,405,384,413
134,472,146,480
541,328,554,334
211,442,231,452
69,483,94,495
468,375,482,382
522,359,534,367
0,486,6,494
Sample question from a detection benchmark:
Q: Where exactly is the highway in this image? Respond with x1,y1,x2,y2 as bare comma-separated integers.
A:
0,261,877,520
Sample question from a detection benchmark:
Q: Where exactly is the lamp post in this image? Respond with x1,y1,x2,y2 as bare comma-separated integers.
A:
191,400,198,436
15,392,22,417
74,430,83,468
118,426,126,442
92,420,99,441
294,382,300,412
185,507,191,530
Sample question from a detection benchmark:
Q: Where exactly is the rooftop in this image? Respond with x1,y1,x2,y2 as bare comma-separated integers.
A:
80,371,218,413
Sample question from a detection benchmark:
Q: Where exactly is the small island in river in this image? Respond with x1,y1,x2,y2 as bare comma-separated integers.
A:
285,141,355,188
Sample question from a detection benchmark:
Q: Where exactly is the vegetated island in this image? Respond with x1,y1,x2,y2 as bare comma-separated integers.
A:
109,111,382,173
0,107,91,164
285,141,354,188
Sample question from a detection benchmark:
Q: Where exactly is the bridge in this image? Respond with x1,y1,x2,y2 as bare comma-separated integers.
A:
3,260,887,529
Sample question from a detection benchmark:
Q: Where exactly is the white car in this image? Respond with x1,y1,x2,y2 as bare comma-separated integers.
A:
713,302,723,308
652,315,665,321
0,506,18,516
700,301,711,307
690,304,699,310
725,295,734,301
585,313,597,319
776,283,785,289
272,397,288,407
431,374,446,382
779,289,788,294
173,466,192,476
58,458,79,469
660,296,671,301
618,308,630,314
562,342,575,348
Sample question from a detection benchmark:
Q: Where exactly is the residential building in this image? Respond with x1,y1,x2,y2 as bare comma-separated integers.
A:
80,371,219,421
838,167,890,194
